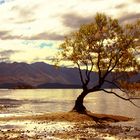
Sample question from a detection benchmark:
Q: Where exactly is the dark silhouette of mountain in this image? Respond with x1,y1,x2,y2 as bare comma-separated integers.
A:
0,62,139,89
0,82,33,89
37,83,81,89
129,73,140,83
0,62,84,88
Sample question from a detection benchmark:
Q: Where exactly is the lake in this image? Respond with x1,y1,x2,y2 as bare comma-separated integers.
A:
0,89,140,127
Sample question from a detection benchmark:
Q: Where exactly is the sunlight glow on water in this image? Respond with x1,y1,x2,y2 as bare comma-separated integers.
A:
0,89,140,127
0,120,74,140
0,89,140,139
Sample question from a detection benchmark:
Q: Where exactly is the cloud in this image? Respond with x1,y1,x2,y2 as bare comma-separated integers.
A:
1,0,140,40
119,13,140,23
29,32,65,40
115,3,128,9
0,30,9,38
10,4,36,24
32,57,41,62
0,0,139,64
132,0,140,3
0,29,24,39
11,18,35,24
0,49,19,62
0,0,5,5
0,39,61,63
0,50,17,56
62,13,94,29
0,31,64,40
45,56,56,61
32,56,56,63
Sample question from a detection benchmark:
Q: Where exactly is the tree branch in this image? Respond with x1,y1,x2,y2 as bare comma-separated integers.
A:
85,62,89,80
101,89,140,108
76,62,85,86
102,51,124,81
97,51,101,82
104,80,126,93
86,56,94,84
104,79,138,98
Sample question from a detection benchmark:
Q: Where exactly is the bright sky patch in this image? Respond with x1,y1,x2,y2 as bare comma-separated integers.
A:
0,0,139,63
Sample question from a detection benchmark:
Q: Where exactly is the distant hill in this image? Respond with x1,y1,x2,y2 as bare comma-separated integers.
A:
37,83,81,89
0,62,84,88
0,82,34,89
0,62,139,89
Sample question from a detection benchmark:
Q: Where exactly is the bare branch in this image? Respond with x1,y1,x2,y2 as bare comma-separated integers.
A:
104,80,126,93
102,52,124,81
104,79,139,98
101,89,140,108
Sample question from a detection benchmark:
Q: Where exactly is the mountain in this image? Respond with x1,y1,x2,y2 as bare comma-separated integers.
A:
0,62,139,89
0,62,84,88
37,83,82,89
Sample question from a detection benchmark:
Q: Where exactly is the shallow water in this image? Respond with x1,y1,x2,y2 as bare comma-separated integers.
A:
0,120,74,140
0,89,140,127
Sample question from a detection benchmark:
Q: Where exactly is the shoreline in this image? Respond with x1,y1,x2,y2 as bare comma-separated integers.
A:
0,112,139,139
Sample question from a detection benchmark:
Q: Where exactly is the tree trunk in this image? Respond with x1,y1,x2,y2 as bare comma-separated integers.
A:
72,90,89,113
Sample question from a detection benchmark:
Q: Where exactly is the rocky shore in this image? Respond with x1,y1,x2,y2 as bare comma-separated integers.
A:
0,112,139,140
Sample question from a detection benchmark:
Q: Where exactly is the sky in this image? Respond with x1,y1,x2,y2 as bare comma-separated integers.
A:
0,0,140,64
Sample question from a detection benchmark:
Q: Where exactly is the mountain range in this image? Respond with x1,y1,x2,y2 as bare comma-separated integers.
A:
0,62,82,88
0,62,139,89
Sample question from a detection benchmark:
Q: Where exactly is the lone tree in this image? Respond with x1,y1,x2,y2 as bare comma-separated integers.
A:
57,13,140,113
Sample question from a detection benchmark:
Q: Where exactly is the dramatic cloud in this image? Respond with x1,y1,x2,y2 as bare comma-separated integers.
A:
119,13,140,23
0,0,140,40
62,13,94,29
0,0,139,63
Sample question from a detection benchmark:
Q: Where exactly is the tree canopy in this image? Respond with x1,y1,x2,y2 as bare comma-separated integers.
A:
57,13,140,112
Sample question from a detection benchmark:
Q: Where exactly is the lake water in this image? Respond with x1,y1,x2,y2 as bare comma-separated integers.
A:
0,89,140,127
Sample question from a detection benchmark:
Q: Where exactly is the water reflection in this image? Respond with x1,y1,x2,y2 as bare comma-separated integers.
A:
0,89,139,125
